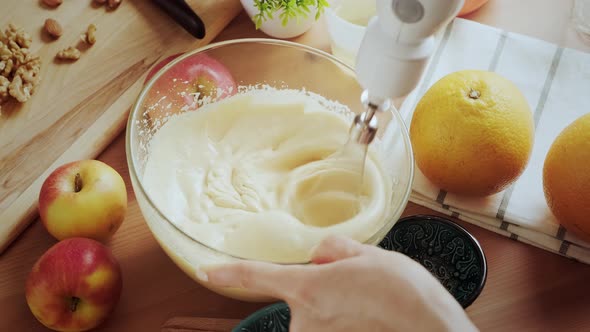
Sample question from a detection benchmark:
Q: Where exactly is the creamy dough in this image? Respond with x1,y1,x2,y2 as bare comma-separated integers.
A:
143,89,391,263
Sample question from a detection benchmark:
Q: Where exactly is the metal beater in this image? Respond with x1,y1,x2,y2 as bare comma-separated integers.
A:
338,0,464,189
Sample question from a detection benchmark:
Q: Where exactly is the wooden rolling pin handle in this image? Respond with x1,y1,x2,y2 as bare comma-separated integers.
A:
152,0,206,39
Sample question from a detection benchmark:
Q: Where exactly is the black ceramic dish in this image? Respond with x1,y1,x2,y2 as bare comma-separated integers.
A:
232,215,487,331
233,302,290,332
379,215,487,308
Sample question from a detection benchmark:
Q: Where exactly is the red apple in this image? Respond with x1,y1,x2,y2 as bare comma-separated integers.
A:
144,53,183,84
143,53,237,115
39,160,127,242
25,238,122,332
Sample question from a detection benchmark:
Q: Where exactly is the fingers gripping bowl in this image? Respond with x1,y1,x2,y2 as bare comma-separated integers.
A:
126,39,414,301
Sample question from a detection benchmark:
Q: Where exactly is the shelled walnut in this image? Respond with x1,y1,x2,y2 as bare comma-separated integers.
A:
56,46,81,60
83,24,96,45
0,24,41,108
0,76,9,102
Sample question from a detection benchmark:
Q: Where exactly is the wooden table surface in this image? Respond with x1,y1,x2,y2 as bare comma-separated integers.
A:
2,0,590,331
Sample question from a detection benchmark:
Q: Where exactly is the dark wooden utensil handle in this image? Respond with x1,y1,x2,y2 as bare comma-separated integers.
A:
152,0,206,38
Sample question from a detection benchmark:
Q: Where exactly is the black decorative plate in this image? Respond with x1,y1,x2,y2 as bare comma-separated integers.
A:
379,215,487,308
233,215,487,331
232,301,290,332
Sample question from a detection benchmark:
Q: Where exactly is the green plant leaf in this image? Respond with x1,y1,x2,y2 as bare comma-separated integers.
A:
251,0,330,29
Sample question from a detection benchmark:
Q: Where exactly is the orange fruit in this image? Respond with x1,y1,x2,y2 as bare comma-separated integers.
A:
543,113,590,241
458,0,489,16
410,70,534,196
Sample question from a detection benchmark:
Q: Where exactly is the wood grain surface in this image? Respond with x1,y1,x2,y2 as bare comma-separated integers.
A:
1,0,590,331
0,0,242,253
161,316,241,332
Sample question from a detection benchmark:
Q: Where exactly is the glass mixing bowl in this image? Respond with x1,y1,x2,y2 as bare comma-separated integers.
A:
126,39,414,302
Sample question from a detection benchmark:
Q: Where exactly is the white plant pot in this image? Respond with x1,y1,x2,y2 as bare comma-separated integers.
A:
240,0,319,39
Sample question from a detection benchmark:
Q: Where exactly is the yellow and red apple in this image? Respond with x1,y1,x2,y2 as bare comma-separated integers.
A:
25,238,122,332
38,160,127,242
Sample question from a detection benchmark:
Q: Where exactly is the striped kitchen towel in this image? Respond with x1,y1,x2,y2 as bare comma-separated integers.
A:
398,18,590,264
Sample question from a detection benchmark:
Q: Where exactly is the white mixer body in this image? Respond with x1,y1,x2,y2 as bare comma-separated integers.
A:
355,0,464,104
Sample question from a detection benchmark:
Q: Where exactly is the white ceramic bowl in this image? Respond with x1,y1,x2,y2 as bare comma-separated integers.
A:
325,0,377,66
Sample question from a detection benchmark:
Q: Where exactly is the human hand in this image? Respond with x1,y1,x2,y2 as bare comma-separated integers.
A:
201,236,478,332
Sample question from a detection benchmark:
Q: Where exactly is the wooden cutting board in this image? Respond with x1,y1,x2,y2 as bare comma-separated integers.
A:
0,0,243,253
160,316,240,332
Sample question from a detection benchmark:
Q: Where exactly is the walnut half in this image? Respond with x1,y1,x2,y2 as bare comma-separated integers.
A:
56,47,81,61
83,24,97,45
0,75,9,103
5,23,32,49
8,74,33,102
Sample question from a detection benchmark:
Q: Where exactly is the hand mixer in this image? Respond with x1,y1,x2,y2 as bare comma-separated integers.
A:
337,0,464,194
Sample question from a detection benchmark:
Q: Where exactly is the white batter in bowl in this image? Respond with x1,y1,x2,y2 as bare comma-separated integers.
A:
143,88,391,263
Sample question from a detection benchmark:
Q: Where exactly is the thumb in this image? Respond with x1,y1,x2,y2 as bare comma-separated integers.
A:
200,261,305,299
311,235,367,264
